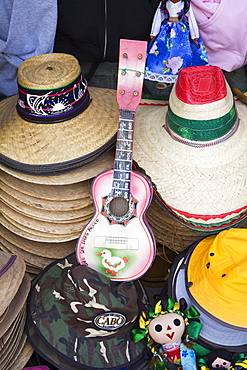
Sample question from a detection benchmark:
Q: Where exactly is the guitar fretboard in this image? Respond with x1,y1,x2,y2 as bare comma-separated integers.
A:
112,110,135,201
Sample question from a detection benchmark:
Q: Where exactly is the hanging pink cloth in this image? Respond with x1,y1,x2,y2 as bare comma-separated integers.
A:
191,0,247,72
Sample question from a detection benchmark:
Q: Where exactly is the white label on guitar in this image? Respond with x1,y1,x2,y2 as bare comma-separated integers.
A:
94,236,139,250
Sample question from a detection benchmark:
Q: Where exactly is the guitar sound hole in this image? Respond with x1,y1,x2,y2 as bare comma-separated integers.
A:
109,197,129,217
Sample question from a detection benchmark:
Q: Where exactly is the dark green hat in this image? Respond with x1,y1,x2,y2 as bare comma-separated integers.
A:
26,253,149,369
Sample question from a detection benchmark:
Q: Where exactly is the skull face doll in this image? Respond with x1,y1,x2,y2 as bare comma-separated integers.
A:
132,297,202,370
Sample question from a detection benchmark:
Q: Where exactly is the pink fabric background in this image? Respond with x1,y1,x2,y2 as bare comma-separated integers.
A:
191,0,247,71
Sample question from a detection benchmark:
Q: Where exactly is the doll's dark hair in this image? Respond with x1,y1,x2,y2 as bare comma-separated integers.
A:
160,0,190,23
207,349,233,367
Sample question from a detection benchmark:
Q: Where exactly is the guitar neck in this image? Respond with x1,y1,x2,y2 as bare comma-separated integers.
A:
112,109,135,201
111,39,147,201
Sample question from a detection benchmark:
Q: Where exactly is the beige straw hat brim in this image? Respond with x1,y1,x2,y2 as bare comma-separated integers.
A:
1,169,92,201
0,86,118,167
1,183,92,211
1,202,93,234
0,274,30,338
0,305,26,361
0,237,56,269
0,147,115,184
2,191,94,221
0,318,27,369
134,99,247,216
1,179,92,211
0,251,26,317
1,214,80,242
8,338,34,370
0,225,76,258
6,338,33,370
0,308,23,352
0,307,9,325
146,200,208,252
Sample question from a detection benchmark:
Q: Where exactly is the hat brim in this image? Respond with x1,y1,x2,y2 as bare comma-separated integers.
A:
169,238,247,350
0,252,26,317
187,230,247,328
0,87,118,174
1,169,92,204
0,273,30,338
8,339,34,370
0,148,115,184
0,225,76,258
133,99,247,229
27,253,148,369
0,213,80,242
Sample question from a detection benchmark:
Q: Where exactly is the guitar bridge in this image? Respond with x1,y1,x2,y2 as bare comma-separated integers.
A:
94,236,139,250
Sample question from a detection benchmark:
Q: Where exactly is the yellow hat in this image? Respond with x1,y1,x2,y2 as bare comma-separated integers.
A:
187,228,247,328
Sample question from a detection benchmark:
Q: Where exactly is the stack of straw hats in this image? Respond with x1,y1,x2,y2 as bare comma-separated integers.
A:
0,251,33,369
134,65,247,251
0,53,119,274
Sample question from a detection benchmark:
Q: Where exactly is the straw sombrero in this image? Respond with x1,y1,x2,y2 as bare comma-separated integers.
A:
0,274,30,338
0,147,115,185
0,53,119,175
0,251,32,368
0,225,76,258
0,251,26,317
134,65,247,231
9,339,33,370
1,169,92,202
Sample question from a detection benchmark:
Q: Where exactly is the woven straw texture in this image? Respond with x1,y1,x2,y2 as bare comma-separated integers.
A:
18,53,80,89
0,225,75,258
0,53,119,168
0,140,116,271
0,87,118,165
1,169,92,200
134,99,247,219
146,199,247,253
0,252,26,317
6,339,33,370
1,180,92,212
0,148,115,184
0,250,32,368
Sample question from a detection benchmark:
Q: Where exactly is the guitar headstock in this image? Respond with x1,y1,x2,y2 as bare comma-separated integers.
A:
117,39,147,112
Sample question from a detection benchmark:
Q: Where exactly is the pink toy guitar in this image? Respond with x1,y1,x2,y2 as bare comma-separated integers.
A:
76,39,156,281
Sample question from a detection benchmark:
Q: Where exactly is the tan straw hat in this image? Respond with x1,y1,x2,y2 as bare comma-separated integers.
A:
0,225,76,258
1,169,92,202
0,53,118,175
0,274,30,338
134,65,247,231
0,251,26,317
0,147,115,185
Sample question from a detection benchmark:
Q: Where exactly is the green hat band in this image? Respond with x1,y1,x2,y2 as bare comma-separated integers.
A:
166,104,237,143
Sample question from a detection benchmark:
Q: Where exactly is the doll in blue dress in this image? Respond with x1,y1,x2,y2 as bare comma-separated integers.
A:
145,0,208,89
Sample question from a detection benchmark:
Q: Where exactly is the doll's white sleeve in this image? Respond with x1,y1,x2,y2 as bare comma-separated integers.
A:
150,2,165,37
187,6,199,39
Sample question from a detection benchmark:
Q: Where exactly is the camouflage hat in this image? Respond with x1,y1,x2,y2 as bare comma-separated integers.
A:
26,253,150,369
